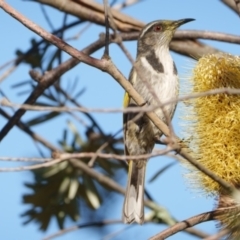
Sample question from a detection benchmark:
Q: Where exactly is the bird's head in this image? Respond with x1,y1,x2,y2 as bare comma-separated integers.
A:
137,18,195,54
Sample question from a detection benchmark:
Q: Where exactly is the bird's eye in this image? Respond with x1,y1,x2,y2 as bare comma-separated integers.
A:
153,25,162,32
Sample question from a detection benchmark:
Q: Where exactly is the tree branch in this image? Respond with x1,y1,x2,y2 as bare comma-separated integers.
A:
150,211,215,240
0,0,236,197
37,0,143,32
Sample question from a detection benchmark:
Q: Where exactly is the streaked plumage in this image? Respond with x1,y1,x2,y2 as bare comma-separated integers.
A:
122,19,195,224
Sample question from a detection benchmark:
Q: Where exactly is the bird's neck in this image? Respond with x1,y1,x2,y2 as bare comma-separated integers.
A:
137,46,176,76
156,46,176,75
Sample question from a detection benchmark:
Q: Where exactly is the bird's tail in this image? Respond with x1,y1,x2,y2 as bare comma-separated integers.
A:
122,160,147,224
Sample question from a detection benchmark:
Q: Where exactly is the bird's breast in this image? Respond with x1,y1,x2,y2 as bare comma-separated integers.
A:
133,53,178,120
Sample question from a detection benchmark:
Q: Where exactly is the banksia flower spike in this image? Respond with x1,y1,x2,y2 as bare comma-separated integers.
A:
182,53,240,239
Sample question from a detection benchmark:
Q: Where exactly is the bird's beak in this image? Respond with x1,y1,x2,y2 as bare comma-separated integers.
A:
173,18,195,29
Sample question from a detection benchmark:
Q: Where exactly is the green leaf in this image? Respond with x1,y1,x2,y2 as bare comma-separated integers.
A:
59,177,71,194
67,120,84,147
68,179,79,200
26,112,61,127
82,176,101,209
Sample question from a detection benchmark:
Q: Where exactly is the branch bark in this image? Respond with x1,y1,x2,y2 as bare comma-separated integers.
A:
150,211,215,240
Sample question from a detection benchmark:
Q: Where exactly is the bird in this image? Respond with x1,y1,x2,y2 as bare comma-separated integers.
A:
122,18,195,224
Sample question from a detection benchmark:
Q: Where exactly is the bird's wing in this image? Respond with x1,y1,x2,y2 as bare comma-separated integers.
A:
123,91,130,155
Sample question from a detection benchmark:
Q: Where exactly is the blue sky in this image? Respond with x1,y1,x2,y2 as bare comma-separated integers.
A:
1,0,240,239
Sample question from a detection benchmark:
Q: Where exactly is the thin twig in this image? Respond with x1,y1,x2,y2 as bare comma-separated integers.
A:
0,88,240,113
118,42,135,64
0,98,162,113
103,0,110,56
65,22,92,41
2,87,240,113
88,128,122,167
0,64,18,83
0,157,52,162
0,147,174,172
174,30,240,44
0,158,63,172
0,57,16,71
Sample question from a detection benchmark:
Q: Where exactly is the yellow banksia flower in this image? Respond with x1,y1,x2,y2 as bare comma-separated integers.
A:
182,53,240,239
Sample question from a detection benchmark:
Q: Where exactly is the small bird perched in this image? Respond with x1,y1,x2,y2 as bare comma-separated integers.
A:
122,18,195,224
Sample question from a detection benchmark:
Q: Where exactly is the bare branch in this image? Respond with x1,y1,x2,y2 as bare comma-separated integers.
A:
117,41,135,64
150,211,214,240
0,158,64,172
0,147,174,172
0,157,52,162
3,87,240,113
174,30,240,44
